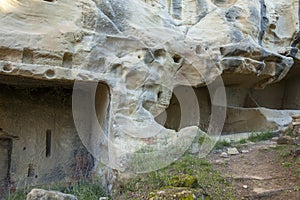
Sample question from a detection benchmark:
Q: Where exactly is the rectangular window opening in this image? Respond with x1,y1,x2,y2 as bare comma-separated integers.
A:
46,130,51,158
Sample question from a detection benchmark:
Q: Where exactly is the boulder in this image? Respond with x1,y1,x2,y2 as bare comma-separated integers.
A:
227,148,240,155
26,189,77,200
220,152,229,158
277,136,294,145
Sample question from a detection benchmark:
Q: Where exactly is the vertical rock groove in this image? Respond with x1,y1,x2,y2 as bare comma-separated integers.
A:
172,0,182,19
258,0,268,46
290,0,300,57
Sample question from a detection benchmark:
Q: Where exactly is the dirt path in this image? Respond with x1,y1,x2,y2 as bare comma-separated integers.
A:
207,141,300,199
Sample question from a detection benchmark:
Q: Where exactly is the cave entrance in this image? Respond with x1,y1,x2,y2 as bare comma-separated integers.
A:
0,74,102,188
0,138,12,198
72,81,111,160
154,81,296,135
155,85,210,131
242,62,300,110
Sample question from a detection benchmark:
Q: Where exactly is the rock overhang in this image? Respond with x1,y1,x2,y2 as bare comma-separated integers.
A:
0,0,299,174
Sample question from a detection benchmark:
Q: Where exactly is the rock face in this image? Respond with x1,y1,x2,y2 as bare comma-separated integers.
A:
0,0,300,194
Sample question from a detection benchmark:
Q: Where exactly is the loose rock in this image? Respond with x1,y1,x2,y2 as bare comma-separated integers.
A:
277,136,294,145
243,185,248,189
26,189,77,200
227,148,239,155
241,150,249,154
220,152,229,158
271,137,279,142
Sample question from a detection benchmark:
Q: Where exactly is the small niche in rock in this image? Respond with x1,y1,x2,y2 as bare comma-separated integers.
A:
27,164,35,177
45,69,55,78
62,52,73,68
211,0,237,7
22,48,33,64
155,86,207,131
46,130,51,158
172,54,182,63
3,64,12,72
154,49,166,62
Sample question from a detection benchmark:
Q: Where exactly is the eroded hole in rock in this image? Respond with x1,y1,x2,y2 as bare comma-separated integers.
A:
172,54,182,63
22,48,33,64
72,81,111,166
27,164,35,177
157,91,162,99
221,66,300,133
95,83,110,135
43,0,56,2
196,45,203,54
211,0,237,7
45,69,55,78
155,89,181,131
155,72,300,134
240,63,300,110
0,47,22,63
2,64,12,72
62,52,73,69
155,86,210,131
154,49,166,62
171,0,182,19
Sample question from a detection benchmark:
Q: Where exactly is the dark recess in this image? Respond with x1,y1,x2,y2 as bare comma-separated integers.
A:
46,130,51,158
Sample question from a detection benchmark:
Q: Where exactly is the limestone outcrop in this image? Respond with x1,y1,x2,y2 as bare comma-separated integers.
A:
0,0,300,194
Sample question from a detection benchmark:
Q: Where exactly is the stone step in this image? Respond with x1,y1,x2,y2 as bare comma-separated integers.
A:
292,122,300,126
292,115,300,119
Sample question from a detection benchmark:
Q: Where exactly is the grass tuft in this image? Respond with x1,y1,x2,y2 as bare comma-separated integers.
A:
114,154,236,199
248,131,274,142
6,181,107,200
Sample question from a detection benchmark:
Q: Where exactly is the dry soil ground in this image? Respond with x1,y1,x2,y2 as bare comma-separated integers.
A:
207,141,300,199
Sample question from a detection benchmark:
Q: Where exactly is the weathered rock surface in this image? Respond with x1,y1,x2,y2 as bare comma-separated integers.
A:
277,135,294,145
0,0,300,192
227,147,240,155
220,152,229,158
26,189,77,200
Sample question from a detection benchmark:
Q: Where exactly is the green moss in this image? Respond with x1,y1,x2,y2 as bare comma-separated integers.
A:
148,187,198,200
168,174,198,188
